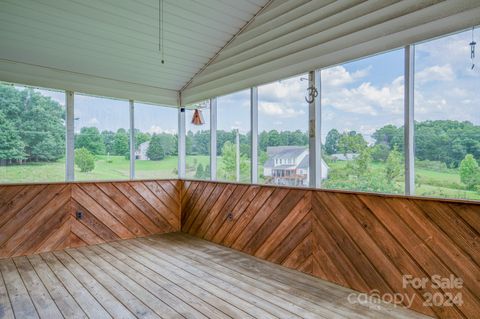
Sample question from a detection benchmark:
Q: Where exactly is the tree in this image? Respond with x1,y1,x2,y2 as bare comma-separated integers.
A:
459,154,480,190
75,148,95,172
156,133,177,156
195,163,205,179
186,131,194,155
31,134,61,161
259,150,268,166
101,130,115,155
0,112,26,162
221,141,237,180
187,130,210,155
135,131,151,149
75,127,105,155
220,141,250,181
372,125,403,149
385,148,403,181
325,129,341,154
354,147,372,176
0,85,65,162
146,134,165,160
267,130,281,147
112,129,129,156
18,89,65,162
414,120,480,167
371,144,390,162
338,131,367,155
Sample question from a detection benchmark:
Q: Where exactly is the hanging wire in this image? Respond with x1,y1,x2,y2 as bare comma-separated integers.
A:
159,0,165,64
470,26,476,70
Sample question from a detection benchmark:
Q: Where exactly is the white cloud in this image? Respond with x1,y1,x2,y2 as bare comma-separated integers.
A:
87,117,99,125
322,75,404,116
321,65,370,87
256,75,308,121
259,102,305,118
415,65,455,84
148,125,175,134
259,75,305,104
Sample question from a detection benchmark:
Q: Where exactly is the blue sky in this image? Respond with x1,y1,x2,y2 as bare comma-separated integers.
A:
35,29,479,142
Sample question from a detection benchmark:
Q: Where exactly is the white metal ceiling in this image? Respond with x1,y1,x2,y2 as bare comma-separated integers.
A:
182,0,480,104
0,0,269,105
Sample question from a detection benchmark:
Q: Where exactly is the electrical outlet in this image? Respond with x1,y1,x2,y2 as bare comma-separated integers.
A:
76,211,83,220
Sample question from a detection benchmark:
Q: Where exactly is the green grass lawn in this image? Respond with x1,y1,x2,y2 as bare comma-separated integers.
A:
1,156,478,200
185,155,210,178
0,155,179,183
0,158,67,183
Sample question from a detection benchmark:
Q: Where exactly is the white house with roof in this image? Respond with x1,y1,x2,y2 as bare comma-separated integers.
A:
263,146,328,187
135,141,150,160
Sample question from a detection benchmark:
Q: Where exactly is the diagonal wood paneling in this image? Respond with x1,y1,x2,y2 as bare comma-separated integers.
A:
0,180,181,259
182,181,480,319
182,182,314,274
1,178,479,318
70,181,180,249
0,184,71,258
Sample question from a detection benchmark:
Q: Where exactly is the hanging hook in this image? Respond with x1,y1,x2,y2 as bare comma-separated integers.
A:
470,26,476,70
305,86,318,103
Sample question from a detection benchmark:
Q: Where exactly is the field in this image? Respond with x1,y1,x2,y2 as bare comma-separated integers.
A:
327,161,480,200
0,156,178,183
1,156,478,201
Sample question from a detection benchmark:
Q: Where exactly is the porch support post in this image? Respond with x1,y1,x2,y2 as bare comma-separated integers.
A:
210,98,217,180
65,90,75,182
308,70,322,188
404,45,415,195
129,100,135,179
250,87,258,183
178,106,186,178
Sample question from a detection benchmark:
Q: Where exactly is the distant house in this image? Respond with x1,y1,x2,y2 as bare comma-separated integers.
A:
263,146,329,187
330,153,359,161
135,141,150,160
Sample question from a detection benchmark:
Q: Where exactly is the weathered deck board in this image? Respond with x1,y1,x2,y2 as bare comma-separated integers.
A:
182,181,480,318
0,233,431,319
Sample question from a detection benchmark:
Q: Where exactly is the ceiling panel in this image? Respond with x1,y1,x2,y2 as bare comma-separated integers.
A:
182,0,480,104
0,0,269,105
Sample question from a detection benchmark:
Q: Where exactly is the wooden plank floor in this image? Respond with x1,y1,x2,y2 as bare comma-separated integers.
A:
0,233,431,319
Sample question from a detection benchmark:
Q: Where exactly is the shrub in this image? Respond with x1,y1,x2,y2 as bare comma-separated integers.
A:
459,154,480,190
371,144,390,162
75,147,95,172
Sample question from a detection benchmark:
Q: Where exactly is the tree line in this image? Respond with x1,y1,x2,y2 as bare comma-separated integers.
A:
75,126,177,159
186,120,480,168
2,84,479,184
73,127,178,172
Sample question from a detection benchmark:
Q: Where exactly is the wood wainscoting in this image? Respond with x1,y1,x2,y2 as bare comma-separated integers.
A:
181,180,480,319
1,179,479,318
0,180,180,259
